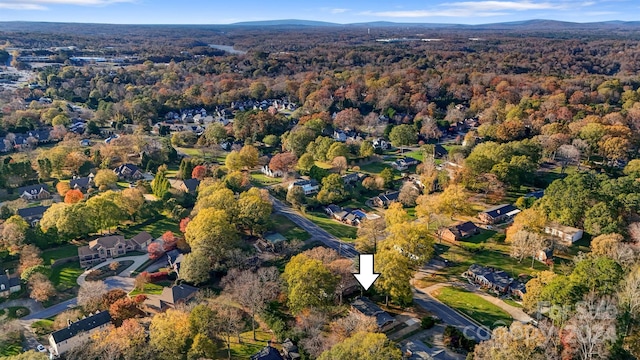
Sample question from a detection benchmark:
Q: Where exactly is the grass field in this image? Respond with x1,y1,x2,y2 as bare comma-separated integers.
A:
433,287,512,329
359,161,394,175
222,329,274,359
271,214,311,241
250,173,282,187
404,150,424,162
120,214,180,239
129,282,166,296
50,262,84,288
31,319,55,337
304,211,357,242
42,245,79,264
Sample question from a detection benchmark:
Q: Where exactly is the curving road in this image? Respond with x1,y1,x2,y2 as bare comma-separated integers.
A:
270,196,359,258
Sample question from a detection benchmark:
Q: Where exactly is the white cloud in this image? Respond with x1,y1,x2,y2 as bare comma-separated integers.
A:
364,0,594,18
0,0,134,10
331,8,349,14
0,3,46,10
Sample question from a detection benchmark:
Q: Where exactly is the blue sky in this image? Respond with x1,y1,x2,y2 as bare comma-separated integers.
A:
0,0,636,24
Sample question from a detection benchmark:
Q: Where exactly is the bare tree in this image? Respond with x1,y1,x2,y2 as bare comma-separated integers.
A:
564,293,618,360
510,230,545,267
628,222,640,244
356,217,386,253
557,144,580,174
327,258,358,304
618,266,640,331
398,182,420,207
332,156,347,174
78,280,108,312
420,117,442,141
213,299,245,360
28,273,56,302
221,267,280,340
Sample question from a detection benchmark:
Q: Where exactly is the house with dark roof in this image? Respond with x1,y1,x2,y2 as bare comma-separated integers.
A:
0,270,21,298
17,184,51,201
342,172,366,185
324,204,341,217
70,174,94,192
181,178,200,194
351,297,396,331
372,191,400,208
465,264,526,298
478,204,520,224
391,157,419,171
48,311,111,356
17,205,50,227
441,221,479,242
251,343,284,360
113,163,143,180
282,339,300,360
143,284,199,313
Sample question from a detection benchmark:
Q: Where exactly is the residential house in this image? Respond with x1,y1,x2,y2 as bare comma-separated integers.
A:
544,223,584,245
478,204,520,224
48,311,112,357
344,209,367,226
282,339,301,360
351,297,396,331
536,248,554,264
441,221,480,242
250,343,285,360
261,164,283,178
167,249,184,276
341,172,365,185
333,130,347,142
129,231,154,250
69,174,94,192
333,210,349,222
372,138,390,150
143,284,199,313
371,191,400,208
288,179,319,195
181,178,200,194
465,264,526,298
0,271,21,298
391,157,419,171
17,184,51,201
434,144,449,159
113,163,143,180
259,232,288,252
78,232,152,268
324,204,341,217
17,205,50,227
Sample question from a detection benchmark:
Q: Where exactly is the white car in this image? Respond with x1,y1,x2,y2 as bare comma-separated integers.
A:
36,344,46,353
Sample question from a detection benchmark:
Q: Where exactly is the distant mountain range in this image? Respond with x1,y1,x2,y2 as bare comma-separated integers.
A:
1,19,640,32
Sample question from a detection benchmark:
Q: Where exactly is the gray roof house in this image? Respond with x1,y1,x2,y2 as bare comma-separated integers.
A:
113,163,143,180
69,174,94,192
143,284,199,313
372,191,400,208
16,205,50,226
0,271,21,298
17,184,51,201
351,296,396,330
478,204,520,224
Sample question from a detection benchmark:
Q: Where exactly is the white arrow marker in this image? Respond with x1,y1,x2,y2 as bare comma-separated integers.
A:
353,254,380,291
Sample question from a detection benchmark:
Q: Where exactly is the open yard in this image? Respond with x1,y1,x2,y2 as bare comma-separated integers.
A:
304,211,357,242
50,262,84,289
42,244,79,265
250,172,282,187
223,329,274,359
120,214,180,239
129,281,172,296
271,214,311,242
432,286,512,329
359,161,394,175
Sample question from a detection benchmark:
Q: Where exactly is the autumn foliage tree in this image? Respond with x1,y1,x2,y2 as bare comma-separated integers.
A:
109,297,141,326
64,189,84,204
191,165,207,180
269,152,297,174
147,242,165,259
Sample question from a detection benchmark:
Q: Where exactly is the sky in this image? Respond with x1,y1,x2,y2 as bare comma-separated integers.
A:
0,0,636,25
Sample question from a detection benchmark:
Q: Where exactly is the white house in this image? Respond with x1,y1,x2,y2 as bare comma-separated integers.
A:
261,165,283,178
544,223,584,245
288,179,319,195
48,311,112,357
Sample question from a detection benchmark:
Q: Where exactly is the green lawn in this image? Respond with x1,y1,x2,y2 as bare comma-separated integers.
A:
224,329,274,359
129,282,166,296
359,161,394,175
0,344,21,357
304,211,357,242
42,245,80,265
50,262,84,288
31,319,55,336
250,172,282,187
120,214,180,239
433,287,512,329
5,306,30,319
314,161,334,170
271,214,311,241
404,150,424,162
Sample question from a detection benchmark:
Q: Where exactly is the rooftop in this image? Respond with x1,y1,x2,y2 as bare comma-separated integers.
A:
50,311,111,343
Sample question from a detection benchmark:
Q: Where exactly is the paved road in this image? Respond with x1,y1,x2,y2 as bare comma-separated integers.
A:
0,298,44,314
76,253,150,286
413,288,491,343
270,196,359,258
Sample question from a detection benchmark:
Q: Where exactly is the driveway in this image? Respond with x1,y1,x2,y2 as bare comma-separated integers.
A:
0,298,44,314
270,196,359,258
77,253,149,286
